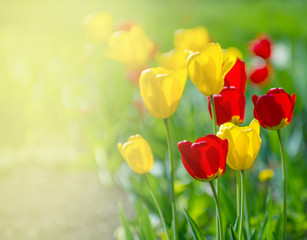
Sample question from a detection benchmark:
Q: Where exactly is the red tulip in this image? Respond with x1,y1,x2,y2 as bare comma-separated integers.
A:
208,86,245,126
249,64,270,85
177,135,228,181
224,58,246,93
249,34,272,59
252,88,296,130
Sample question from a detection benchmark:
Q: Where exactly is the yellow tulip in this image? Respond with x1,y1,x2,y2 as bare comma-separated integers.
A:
187,43,236,96
118,134,154,174
174,26,210,52
217,119,262,170
104,25,155,69
139,67,187,119
258,169,274,182
83,12,114,43
156,49,186,70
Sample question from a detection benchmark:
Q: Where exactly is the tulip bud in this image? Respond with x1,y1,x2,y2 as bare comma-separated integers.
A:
249,64,270,85
139,67,187,119
249,34,272,59
208,86,245,126
174,26,210,52
177,135,228,181
252,88,296,130
118,134,154,174
104,25,155,69
258,169,274,182
83,12,114,43
217,119,262,170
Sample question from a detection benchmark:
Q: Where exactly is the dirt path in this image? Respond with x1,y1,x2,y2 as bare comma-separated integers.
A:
0,161,129,240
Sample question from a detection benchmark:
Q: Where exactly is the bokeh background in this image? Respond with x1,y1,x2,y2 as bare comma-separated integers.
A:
1,0,307,239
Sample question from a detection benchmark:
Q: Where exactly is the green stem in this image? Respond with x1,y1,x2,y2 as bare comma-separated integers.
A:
236,170,241,221
209,181,224,240
144,174,170,240
239,170,245,240
163,118,177,240
277,129,287,240
210,95,220,240
210,95,217,134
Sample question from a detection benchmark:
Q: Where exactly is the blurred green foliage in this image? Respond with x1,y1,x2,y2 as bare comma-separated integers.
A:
1,0,307,239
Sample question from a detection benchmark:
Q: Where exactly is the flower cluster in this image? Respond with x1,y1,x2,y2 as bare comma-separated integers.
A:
113,24,296,239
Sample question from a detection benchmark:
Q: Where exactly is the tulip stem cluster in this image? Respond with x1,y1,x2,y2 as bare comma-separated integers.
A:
209,181,224,240
239,170,245,240
163,119,177,240
144,174,170,240
277,130,287,240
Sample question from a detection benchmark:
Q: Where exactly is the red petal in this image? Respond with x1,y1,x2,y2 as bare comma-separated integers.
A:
224,59,247,93
254,94,285,128
210,87,245,126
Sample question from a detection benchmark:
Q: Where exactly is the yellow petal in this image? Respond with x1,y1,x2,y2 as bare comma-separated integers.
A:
174,26,209,52
222,51,237,77
217,120,262,170
187,43,224,96
225,47,244,60
156,49,186,70
249,119,260,135
105,25,155,69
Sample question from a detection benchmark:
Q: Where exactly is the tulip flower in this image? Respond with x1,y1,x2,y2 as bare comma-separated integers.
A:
178,134,228,181
207,86,245,126
217,119,262,170
249,63,270,85
249,34,272,59
105,25,156,69
187,43,236,96
218,119,261,240
253,88,295,239
156,49,186,70
139,67,187,119
178,134,227,240
224,58,247,93
252,88,296,130
118,134,154,174
118,135,169,239
258,169,274,182
174,26,210,52
83,12,114,43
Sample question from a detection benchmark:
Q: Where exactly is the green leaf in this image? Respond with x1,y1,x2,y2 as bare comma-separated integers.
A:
118,205,135,240
265,189,272,218
234,216,239,232
183,209,207,240
258,190,273,240
273,214,282,240
258,215,268,239
229,224,238,240
138,205,156,240
261,218,273,240
249,229,256,240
